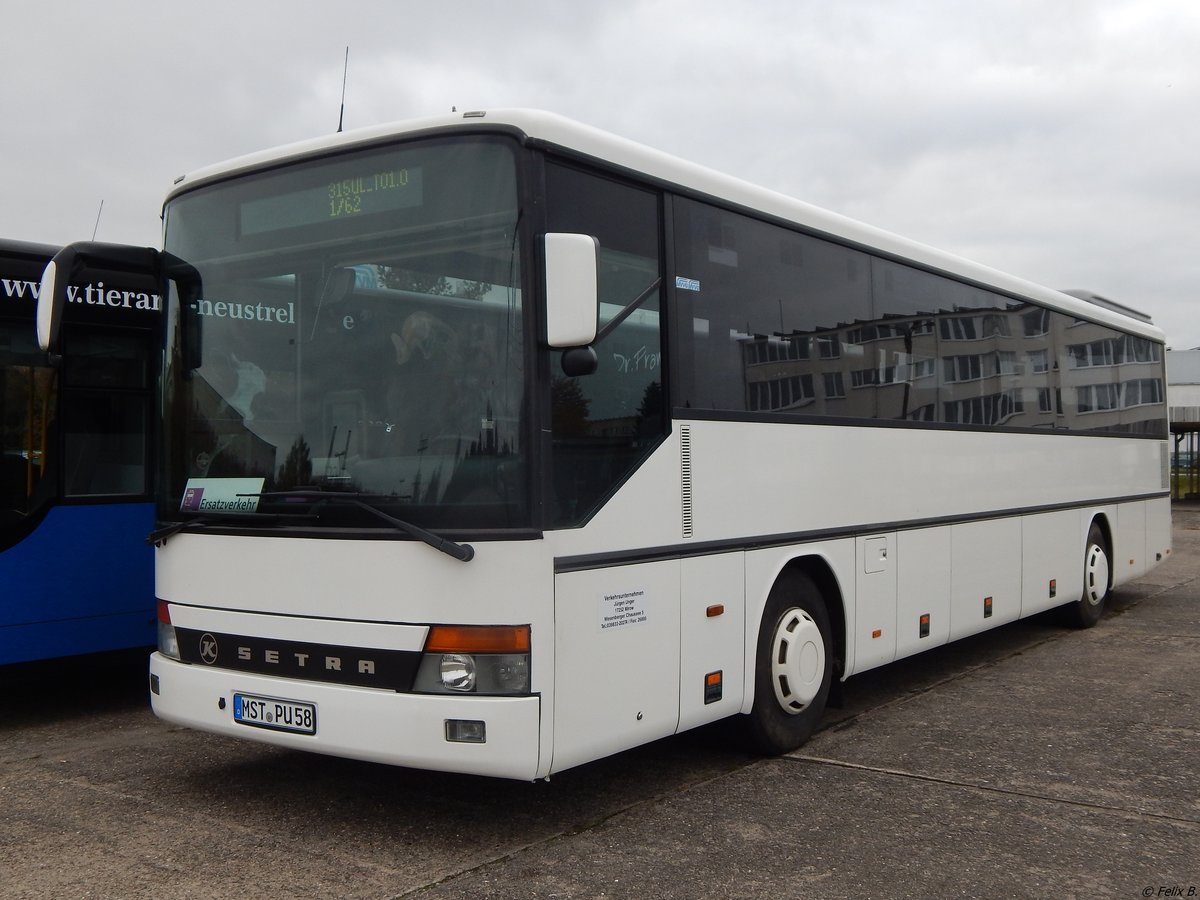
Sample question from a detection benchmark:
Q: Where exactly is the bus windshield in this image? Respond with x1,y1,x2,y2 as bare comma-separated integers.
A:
160,137,528,531
0,320,55,534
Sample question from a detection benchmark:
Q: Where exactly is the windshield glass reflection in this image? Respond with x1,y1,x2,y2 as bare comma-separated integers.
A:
160,137,528,530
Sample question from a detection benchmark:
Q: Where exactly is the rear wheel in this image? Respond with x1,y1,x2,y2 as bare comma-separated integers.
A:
1065,522,1110,628
741,571,833,754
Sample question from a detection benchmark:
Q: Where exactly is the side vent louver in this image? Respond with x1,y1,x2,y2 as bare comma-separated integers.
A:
680,425,694,538
1161,442,1170,491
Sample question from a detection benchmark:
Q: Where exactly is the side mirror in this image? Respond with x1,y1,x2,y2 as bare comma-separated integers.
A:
560,346,599,377
36,247,75,354
161,253,205,372
544,233,599,348
38,242,161,354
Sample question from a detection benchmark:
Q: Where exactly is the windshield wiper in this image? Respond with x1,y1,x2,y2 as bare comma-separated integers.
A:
146,511,304,547
147,517,208,547
246,489,475,562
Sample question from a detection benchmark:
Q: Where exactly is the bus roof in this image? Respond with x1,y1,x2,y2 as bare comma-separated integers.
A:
0,238,60,264
166,109,1164,343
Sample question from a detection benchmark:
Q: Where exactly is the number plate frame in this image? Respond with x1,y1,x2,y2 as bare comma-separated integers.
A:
232,692,317,735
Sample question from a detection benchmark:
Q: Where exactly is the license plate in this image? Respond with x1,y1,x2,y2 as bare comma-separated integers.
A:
233,693,316,735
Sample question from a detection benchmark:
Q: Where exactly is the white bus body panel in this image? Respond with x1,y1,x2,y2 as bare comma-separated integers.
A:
677,552,745,732
854,533,898,671
1115,501,1148,584
1146,496,1173,570
1021,509,1086,618
551,560,680,773
895,527,952,657
661,419,1166,681
156,533,556,625
949,518,1022,641
672,421,1165,542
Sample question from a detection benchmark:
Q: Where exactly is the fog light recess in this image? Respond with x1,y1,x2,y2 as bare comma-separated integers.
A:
445,719,487,743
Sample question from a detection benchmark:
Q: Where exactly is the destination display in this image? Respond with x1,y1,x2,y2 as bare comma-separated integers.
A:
239,159,423,235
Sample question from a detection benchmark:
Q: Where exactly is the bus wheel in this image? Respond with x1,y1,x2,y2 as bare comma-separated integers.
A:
742,571,833,754
1066,522,1110,629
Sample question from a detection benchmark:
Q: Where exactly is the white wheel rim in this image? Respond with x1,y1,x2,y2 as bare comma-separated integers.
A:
770,608,825,714
1084,542,1110,606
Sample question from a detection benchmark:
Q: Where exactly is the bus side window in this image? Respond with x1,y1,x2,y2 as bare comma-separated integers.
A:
61,330,150,497
670,197,872,417
544,161,665,527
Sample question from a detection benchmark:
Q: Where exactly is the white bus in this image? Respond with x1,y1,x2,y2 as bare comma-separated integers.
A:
40,110,1170,779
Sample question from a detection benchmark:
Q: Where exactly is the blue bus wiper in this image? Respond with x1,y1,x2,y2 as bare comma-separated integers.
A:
147,517,208,547
246,490,475,562
147,512,293,547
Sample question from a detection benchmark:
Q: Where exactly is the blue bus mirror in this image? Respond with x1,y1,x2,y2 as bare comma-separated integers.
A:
36,247,75,353
38,242,162,354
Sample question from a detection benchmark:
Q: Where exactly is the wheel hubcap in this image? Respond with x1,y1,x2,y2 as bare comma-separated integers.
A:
770,608,825,714
1084,542,1110,606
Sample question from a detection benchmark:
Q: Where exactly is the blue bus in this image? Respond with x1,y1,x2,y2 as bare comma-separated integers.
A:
1,237,160,664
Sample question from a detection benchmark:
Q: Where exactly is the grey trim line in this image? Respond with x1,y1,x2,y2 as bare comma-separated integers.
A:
552,491,1168,574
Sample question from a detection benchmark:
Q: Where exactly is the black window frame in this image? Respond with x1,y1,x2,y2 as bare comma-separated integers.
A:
535,152,670,530
665,192,1167,440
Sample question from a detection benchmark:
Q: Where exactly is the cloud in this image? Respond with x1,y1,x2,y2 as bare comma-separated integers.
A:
2,0,1197,344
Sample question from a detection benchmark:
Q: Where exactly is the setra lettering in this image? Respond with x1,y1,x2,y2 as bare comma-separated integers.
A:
218,640,380,679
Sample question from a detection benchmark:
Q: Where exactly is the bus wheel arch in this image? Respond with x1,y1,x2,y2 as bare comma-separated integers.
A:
740,556,844,754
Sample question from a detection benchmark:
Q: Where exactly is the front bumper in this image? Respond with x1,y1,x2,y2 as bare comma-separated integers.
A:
149,652,542,780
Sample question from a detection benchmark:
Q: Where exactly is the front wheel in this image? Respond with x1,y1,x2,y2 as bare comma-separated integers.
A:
740,571,833,754
1065,522,1110,628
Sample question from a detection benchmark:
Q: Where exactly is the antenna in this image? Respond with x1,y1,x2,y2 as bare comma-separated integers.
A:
91,199,104,240
337,46,349,133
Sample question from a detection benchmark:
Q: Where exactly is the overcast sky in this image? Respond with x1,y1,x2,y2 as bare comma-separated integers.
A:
3,1,1197,346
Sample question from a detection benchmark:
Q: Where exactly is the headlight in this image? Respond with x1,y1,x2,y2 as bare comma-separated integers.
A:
412,625,531,695
439,653,476,691
157,599,181,660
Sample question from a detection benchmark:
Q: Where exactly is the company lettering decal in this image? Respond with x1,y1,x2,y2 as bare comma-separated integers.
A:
1,278,41,303
598,589,648,631
2,278,298,327
173,627,421,691
612,345,661,374
192,298,295,325
1,278,162,311
181,477,265,513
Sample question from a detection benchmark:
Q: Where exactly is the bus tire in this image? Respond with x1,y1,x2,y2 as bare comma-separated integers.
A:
741,571,833,755
1065,522,1110,629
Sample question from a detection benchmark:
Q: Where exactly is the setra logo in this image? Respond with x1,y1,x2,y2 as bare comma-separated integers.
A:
199,633,219,665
